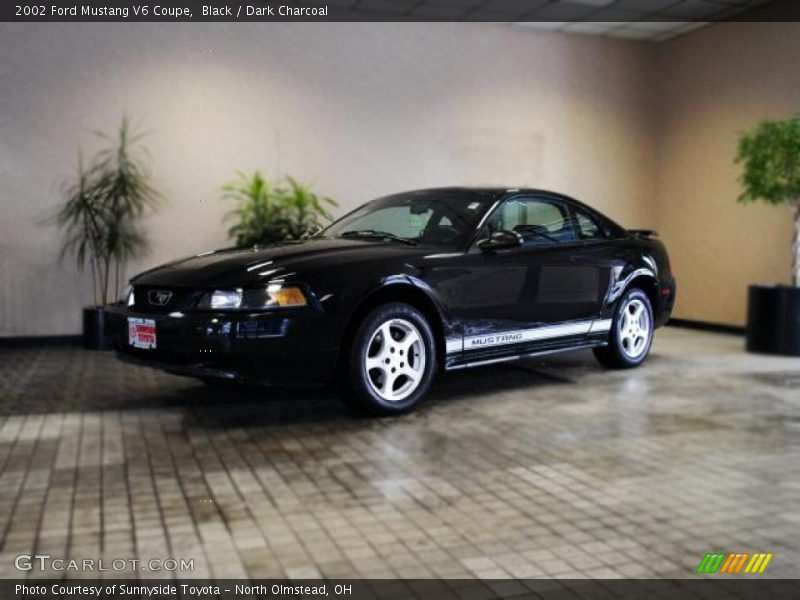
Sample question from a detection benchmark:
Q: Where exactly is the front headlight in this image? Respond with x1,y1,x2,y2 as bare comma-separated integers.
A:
197,285,308,310
210,289,243,309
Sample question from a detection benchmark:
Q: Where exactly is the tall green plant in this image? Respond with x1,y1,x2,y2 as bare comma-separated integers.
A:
52,118,159,306
736,114,800,287
222,171,336,247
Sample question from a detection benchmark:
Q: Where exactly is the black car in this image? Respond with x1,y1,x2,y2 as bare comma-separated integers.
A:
107,187,676,415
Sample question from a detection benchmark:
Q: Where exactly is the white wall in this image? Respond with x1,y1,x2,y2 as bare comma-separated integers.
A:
0,23,658,335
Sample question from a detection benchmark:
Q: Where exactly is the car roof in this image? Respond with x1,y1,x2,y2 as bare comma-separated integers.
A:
382,187,502,200
392,186,580,201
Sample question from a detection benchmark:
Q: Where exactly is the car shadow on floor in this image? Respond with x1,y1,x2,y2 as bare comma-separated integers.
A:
179,350,608,429
0,345,662,423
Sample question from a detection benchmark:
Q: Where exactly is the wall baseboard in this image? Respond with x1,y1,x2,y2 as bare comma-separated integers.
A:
0,335,82,348
667,318,744,336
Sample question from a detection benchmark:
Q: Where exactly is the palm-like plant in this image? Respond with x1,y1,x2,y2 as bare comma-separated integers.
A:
57,156,107,306
736,114,800,287
282,176,336,240
222,171,336,247
52,118,159,306
222,171,289,246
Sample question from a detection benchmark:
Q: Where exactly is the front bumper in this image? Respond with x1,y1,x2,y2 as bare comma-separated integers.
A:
105,303,339,387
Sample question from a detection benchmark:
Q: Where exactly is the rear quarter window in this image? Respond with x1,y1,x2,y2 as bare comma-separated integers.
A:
573,209,606,240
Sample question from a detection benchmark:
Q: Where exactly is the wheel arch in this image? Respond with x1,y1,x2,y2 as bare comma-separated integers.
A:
625,275,659,318
337,281,447,373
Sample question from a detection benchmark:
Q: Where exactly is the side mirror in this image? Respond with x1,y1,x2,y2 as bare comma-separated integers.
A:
477,230,523,252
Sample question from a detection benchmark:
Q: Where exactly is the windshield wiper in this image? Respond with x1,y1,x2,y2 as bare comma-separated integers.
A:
338,230,418,246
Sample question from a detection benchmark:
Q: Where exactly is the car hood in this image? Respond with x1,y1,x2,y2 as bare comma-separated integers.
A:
131,238,429,288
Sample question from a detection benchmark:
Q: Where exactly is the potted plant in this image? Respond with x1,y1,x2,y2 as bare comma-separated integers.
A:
736,114,800,355
51,118,159,349
222,170,336,247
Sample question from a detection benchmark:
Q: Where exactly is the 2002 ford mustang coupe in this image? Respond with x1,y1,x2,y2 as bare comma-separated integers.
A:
107,188,675,415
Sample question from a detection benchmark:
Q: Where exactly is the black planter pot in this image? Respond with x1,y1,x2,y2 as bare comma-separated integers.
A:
82,306,113,350
746,284,800,356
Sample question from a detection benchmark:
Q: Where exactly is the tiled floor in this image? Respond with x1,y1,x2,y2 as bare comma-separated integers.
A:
1,327,799,580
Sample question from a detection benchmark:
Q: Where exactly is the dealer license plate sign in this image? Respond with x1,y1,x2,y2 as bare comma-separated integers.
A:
128,317,157,349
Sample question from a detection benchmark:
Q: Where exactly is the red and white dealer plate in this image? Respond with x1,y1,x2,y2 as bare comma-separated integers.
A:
128,317,157,349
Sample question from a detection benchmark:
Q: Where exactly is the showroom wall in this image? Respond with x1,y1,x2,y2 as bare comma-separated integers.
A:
655,20,800,327
0,22,658,335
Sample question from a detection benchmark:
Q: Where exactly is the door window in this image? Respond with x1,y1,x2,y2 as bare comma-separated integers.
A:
484,197,576,245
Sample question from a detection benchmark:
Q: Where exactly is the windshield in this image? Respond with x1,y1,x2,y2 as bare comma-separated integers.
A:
318,190,496,248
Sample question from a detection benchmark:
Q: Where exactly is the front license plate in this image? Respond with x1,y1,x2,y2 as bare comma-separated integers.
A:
128,317,157,349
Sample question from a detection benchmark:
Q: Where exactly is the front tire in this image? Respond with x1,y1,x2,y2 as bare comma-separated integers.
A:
593,288,654,369
339,303,436,416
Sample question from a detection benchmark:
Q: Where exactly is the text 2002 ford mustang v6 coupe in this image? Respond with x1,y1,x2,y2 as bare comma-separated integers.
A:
107,188,676,415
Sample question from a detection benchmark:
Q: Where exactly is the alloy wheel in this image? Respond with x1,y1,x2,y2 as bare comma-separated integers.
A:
618,297,651,360
364,318,426,402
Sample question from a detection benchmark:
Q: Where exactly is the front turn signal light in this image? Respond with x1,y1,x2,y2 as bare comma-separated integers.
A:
267,285,307,307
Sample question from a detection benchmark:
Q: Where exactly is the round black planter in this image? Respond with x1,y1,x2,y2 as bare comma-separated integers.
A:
82,306,113,350
746,284,800,356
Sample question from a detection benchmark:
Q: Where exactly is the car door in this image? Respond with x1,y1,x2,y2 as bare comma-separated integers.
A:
443,194,609,362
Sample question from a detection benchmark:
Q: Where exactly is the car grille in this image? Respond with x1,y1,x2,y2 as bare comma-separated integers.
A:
131,286,200,314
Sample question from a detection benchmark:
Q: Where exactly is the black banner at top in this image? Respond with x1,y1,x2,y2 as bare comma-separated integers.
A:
2,0,799,23
8,1,336,21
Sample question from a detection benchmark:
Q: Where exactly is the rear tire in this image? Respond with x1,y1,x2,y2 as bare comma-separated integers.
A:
593,288,654,369
338,302,436,416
